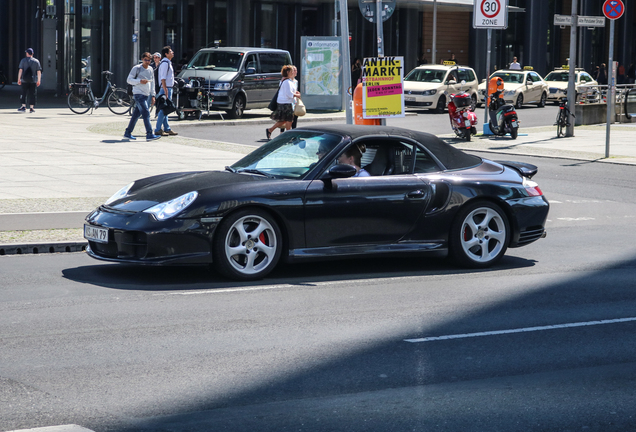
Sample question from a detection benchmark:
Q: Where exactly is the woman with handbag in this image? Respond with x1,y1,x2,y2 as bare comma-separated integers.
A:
280,65,304,133
266,65,300,140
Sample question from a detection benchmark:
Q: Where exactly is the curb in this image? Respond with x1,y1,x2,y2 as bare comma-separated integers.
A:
0,241,87,256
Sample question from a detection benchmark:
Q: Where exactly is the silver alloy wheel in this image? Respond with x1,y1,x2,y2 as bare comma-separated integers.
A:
459,206,507,264
224,215,278,275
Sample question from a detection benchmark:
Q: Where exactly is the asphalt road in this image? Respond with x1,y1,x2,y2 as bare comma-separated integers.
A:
2,154,636,432
171,105,561,146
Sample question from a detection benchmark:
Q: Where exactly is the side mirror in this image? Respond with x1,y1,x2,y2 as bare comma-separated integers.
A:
328,164,357,179
481,79,486,84
527,80,534,85
245,67,256,75
447,79,457,85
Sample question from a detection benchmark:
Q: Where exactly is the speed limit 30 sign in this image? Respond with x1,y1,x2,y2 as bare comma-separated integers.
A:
473,0,509,29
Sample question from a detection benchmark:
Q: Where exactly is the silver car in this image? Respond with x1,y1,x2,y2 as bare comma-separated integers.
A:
177,47,292,119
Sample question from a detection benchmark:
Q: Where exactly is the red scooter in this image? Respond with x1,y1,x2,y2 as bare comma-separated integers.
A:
448,91,478,141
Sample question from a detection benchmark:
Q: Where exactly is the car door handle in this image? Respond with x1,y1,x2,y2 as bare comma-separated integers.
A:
406,190,425,199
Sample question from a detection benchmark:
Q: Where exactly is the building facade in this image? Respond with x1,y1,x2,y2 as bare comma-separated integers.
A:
1,0,634,96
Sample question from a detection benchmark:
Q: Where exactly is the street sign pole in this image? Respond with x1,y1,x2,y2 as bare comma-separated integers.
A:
376,0,384,57
484,28,491,133
606,18,614,157
566,0,577,137
339,0,353,124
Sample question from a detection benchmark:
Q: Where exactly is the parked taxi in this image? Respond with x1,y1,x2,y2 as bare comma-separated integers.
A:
404,63,479,113
544,68,598,104
478,67,549,108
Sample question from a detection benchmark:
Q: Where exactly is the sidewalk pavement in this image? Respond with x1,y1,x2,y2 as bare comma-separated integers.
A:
1,84,635,255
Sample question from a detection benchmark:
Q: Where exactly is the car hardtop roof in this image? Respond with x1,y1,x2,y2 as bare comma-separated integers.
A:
552,67,586,72
415,64,473,70
294,124,481,170
493,69,528,74
197,47,290,54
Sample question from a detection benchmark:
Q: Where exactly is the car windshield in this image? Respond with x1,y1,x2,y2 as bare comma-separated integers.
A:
230,132,343,179
405,68,447,83
545,72,569,82
492,72,525,84
187,51,243,71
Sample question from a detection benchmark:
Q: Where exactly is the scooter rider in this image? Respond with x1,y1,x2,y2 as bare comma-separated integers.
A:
487,76,505,124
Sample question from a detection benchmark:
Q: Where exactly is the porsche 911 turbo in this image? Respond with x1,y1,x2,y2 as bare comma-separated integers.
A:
84,125,549,280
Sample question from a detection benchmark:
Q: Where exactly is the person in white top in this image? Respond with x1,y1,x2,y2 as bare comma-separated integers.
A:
266,65,301,140
338,144,371,177
509,57,521,70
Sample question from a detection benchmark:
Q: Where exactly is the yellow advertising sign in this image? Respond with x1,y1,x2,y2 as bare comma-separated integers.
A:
362,57,405,119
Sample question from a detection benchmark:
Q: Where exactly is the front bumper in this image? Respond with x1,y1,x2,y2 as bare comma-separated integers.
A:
84,207,216,265
404,93,438,107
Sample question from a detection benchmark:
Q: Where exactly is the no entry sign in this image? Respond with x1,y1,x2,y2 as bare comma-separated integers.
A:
603,0,625,20
473,0,508,29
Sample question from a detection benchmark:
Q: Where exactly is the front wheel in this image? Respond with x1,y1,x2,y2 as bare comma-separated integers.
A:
212,208,283,281
515,94,524,109
463,128,471,141
226,94,245,119
67,92,92,114
450,201,510,268
107,88,134,115
433,95,446,114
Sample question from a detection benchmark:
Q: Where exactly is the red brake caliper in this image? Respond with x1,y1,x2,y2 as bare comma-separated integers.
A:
259,232,267,245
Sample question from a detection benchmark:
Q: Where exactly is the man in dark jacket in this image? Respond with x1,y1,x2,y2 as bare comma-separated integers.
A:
17,48,42,113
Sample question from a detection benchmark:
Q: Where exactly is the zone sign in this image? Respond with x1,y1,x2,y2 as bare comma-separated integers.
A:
473,0,509,29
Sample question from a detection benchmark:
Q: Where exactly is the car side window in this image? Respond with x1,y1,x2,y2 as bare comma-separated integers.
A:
414,145,442,173
260,53,288,74
530,72,541,82
347,140,415,176
245,54,258,73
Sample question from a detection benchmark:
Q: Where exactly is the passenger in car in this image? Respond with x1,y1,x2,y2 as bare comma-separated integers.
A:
338,144,370,177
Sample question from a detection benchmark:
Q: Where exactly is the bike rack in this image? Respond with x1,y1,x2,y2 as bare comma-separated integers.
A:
625,88,636,120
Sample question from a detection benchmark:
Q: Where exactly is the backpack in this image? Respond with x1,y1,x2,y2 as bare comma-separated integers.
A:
127,65,142,96
22,61,34,83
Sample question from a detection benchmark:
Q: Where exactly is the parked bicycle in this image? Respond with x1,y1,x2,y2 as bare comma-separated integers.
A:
67,71,133,115
555,95,575,138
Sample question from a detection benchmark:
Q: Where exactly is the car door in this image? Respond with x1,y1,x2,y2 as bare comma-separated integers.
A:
303,139,431,248
260,52,291,105
241,53,261,104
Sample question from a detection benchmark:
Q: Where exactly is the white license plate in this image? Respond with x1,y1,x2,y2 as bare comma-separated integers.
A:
84,224,109,244
464,120,471,127
405,96,415,102
511,121,518,127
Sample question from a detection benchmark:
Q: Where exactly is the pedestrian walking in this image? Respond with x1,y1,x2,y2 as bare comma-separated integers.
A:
154,46,178,137
151,52,162,94
597,63,607,85
266,65,300,140
628,63,635,84
124,52,161,141
17,48,42,113
280,65,300,134
509,57,521,70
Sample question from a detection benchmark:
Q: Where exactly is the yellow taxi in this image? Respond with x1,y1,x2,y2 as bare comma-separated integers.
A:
478,67,549,108
403,63,479,113
544,68,598,104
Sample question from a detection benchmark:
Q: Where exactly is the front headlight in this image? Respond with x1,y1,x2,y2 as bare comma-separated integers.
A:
105,182,134,205
143,191,198,221
214,83,233,91
504,90,516,96
422,89,437,96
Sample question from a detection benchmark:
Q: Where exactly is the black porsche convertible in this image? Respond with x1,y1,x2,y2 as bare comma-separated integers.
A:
84,125,549,280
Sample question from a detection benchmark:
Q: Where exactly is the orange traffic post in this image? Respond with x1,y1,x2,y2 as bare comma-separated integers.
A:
353,83,381,125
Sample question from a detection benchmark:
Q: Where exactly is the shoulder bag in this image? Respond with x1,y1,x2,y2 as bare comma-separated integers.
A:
268,81,284,111
294,98,306,116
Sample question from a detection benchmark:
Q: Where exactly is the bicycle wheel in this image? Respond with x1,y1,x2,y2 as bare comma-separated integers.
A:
556,112,566,137
107,88,134,115
67,92,92,114
0,73,7,89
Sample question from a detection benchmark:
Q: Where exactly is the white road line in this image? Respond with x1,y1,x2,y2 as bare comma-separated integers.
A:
404,317,636,343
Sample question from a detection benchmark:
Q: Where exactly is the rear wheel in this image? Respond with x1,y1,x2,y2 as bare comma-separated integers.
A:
537,92,547,107
212,208,282,281
67,92,92,114
556,111,566,137
450,201,510,268
510,125,518,139
107,89,134,115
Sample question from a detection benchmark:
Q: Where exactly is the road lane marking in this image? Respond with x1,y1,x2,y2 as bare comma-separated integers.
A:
404,317,636,343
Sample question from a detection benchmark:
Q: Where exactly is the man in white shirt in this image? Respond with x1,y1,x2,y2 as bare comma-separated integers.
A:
154,46,178,136
124,53,160,141
510,57,521,70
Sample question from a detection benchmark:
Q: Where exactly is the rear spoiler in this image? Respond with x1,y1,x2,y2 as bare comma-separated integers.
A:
496,160,538,179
